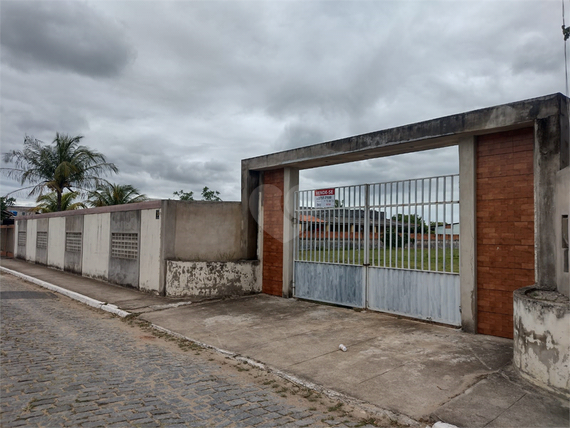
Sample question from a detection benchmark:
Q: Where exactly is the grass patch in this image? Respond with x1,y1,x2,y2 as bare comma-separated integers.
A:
298,248,459,273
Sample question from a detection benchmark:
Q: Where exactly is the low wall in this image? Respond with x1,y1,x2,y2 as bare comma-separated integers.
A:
165,260,261,298
1,225,14,257
513,286,570,398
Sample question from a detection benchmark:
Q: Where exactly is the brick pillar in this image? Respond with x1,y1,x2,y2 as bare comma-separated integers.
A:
476,128,535,338
262,169,284,296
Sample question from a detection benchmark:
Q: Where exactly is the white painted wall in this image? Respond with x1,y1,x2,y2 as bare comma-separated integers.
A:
14,221,20,258
47,217,66,269
82,213,110,280
25,219,37,262
139,209,161,293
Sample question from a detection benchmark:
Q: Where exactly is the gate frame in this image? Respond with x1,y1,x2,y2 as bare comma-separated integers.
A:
241,93,569,334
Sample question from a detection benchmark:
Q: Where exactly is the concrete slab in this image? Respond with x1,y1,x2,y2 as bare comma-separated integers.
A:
2,258,568,427
433,369,570,428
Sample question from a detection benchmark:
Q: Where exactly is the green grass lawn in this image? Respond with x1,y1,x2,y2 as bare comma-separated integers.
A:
297,247,459,273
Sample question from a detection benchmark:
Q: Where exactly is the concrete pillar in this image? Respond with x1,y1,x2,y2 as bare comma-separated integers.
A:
282,168,299,297
241,167,261,260
459,136,477,333
534,116,562,290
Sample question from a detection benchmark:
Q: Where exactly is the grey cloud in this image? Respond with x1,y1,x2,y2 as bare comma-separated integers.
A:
0,1,135,78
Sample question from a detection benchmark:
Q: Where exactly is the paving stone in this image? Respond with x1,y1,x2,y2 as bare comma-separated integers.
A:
1,274,361,428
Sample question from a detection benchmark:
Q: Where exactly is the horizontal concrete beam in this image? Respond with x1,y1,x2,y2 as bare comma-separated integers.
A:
243,93,565,172
17,200,162,220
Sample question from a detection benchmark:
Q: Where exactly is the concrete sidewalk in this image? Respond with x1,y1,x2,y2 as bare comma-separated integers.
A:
1,258,568,428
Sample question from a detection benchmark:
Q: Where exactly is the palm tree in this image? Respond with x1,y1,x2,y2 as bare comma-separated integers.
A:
30,191,86,214
87,183,148,207
2,133,118,212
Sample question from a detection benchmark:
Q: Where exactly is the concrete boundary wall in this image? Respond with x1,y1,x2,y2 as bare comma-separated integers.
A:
82,213,111,281
139,208,161,294
47,217,65,269
165,260,261,298
25,219,37,263
12,200,251,298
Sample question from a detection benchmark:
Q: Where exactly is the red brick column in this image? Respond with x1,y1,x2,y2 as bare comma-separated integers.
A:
476,128,535,338
262,169,284,296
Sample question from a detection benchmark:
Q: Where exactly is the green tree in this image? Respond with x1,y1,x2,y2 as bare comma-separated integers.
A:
1,196,16,220
201,186,221,201
30,191,86,213
173,189,194,201
2,133,118,212
87,183,148,207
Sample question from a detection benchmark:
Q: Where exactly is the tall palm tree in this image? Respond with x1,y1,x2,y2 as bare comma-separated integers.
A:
2,133,118,211
87,183,148,207
30,191,86,214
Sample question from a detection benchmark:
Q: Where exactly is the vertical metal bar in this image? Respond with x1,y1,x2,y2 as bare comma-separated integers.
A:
427,178,431,271
443,176,447,272
364,184,370,267
420,178,426,270
388,183,390,267
307,192,315,261
414,179,418,270
294,191,298,263
383,183,387,268
435,177,439,272
342,187,346,264
449,175,455,273
371,184,376,267
408,180,412,269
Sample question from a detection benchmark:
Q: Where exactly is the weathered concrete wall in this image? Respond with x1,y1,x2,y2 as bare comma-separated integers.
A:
165,260,260,298
35,218,49,265
25,219,37,263
64,215,83,274
82,213,111,281
139,208,161,294
47,217,65,269
166,201,245,262
109,210,140,289
514,286,570,398
555,166,569,297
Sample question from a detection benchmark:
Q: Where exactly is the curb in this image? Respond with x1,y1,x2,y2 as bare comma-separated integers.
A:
0,266,131,318
149,323,422,428
1,265,428,427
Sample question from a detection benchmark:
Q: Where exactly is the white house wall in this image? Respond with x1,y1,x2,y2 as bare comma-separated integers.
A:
139,209,161,293
47,217,65,269
82,213,110,281
25,219,37,262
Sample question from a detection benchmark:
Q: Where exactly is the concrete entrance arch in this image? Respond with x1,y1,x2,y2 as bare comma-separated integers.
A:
241,93,569,338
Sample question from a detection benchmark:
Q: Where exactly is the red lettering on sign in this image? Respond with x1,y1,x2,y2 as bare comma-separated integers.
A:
314,188,335,196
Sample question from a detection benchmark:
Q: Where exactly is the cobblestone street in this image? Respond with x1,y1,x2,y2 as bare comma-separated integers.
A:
0,273,370,427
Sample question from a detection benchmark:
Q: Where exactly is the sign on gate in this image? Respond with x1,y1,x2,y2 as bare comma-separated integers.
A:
314,188,335,208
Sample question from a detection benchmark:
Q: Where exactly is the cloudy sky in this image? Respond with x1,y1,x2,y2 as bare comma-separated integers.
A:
1,0,567,205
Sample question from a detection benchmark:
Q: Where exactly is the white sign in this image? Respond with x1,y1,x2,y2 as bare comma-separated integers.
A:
315,188,335,208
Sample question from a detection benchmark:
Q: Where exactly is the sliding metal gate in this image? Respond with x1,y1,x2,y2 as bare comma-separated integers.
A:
293,175,461,325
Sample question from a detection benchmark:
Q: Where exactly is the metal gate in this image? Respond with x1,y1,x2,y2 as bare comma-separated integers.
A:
293,175,461,325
